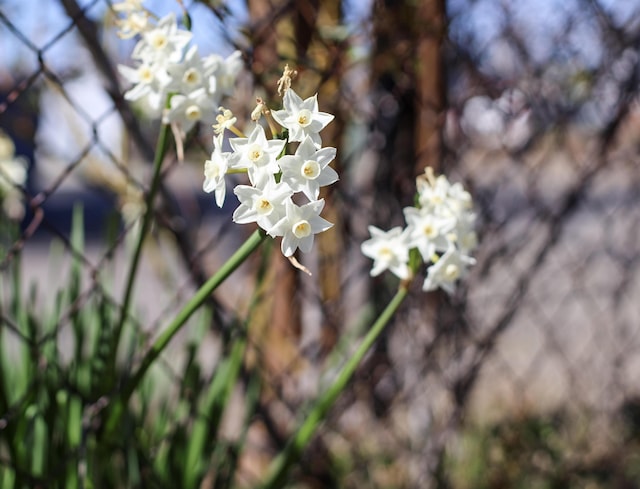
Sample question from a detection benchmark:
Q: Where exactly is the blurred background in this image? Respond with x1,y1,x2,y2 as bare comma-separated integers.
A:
1,0,640,487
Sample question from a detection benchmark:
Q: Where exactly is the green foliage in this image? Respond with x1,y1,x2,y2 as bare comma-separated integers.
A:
0,205,264,488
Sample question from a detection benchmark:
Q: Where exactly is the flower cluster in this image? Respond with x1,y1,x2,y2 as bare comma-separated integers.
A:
0,130,27,220
203,85,338,258
361,168,477,294
115,1,242,134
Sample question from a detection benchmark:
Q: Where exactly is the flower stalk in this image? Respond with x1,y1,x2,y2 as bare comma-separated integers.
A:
259,284,409,489
104,228,268,436
111,118,170,366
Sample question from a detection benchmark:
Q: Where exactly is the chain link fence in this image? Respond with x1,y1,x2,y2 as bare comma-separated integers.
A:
1,0,640,487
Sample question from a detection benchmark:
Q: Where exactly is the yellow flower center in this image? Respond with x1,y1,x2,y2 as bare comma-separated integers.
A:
256,198,273,215
292,220,311,238
185,105,202,121
138,66,153,84
183,68,200,86
444,264,460,281
248,144,265,164
297,109,312,127
378,246,394,260
301,160,320,180
149,32,168,50
422,223,436,238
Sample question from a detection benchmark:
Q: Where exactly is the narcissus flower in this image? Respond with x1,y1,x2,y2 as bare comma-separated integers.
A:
210,51,243,97
270,199,333,257
361,167,478,293
118,60,171,112
112,1,149,38
198,64,339,262
360,226,412,280
403,207,453,261
229,124,286,186
0,130,27,220
278,136,338,200
271,89,334,147
163,87,216,132
422,245,476,294
167,45,217,96
133,13,192,64
117,10,242,123
203,135,232,207
232,177,293,233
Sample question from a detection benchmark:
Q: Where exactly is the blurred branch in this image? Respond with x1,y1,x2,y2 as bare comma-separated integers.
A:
58,0,153,161
585,0,635,47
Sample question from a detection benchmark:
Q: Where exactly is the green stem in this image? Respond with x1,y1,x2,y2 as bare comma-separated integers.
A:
112,121,170,361
104,228,268,435
259,285,409,489
184,238,272,489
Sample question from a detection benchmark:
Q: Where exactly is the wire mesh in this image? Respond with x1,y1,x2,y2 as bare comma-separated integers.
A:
0,0,639,487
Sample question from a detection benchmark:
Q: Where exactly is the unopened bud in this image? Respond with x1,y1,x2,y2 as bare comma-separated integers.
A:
251,97,267,121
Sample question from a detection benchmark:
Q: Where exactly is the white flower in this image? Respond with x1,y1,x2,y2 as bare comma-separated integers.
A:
416,173,452,211
0,133,26,194
0,158,26,187
0,156,27,196
0,132,27,220
116,11,150,39
458,228,478,255
403,206,454,261
167,45,217,96
422,245,476,294
359,167,477,292
112,0,149,39
278,136,338,200
203,135,231,207
360,226,412,280
232,177,293,233
210,50,243,98
416,170,474,221
270,198,333,257
228,124,286,185
132,13,192,65
271,89,334,147
447,181,473,213
448,210,478,254
163,87,216,132
118,60,171,111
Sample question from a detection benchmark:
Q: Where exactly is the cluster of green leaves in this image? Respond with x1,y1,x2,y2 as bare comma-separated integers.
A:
0,206,266,488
